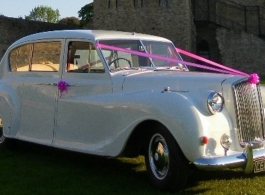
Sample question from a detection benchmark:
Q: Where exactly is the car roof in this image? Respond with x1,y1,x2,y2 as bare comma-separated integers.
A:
10,29,171,47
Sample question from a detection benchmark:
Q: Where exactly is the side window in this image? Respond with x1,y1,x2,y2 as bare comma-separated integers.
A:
10,44,31,71
67,41,105,73
31,42,61,71
9,41,61,72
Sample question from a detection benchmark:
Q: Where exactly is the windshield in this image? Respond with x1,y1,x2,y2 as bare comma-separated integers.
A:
98,40,187,71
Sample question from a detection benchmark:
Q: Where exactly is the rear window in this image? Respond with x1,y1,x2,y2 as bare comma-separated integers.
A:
9,41,61,72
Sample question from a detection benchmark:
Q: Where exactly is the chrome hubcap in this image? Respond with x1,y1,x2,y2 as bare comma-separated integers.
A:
148,133,169,180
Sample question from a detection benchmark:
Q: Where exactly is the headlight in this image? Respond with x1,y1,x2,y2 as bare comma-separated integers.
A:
207,92,224,114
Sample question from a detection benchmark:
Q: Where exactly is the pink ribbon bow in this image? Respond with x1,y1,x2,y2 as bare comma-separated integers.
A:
58,80,69,96
248,73,259,84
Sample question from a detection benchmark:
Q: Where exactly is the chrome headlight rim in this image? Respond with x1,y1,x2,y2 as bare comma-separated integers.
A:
207,92,224,114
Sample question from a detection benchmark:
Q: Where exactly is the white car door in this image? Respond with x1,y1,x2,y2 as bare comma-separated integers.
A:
18,41,63,145
54,40,113,153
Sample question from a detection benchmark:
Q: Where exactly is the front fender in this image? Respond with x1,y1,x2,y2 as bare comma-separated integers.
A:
102,90,206,160
111,89,230,161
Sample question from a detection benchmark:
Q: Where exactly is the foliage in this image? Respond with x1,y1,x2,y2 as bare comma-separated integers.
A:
78,3,93,28
58,17,80,26
25,5,60,23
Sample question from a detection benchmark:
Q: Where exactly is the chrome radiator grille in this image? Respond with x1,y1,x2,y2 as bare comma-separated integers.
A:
233,80,265,143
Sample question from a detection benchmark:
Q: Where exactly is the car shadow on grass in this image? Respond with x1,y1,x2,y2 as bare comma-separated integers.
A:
182,165,265,194
1,140,162,195
2,140,264,195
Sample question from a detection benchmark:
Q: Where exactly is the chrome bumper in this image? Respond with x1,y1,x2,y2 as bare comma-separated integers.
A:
193,144,265,174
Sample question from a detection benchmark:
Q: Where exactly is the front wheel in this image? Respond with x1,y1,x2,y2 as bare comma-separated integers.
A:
144,126,189,192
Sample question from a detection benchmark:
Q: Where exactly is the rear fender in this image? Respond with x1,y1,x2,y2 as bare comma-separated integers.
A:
0,84,21,138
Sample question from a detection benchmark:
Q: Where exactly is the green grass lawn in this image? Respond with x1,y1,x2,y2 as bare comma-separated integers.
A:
1,141,265,195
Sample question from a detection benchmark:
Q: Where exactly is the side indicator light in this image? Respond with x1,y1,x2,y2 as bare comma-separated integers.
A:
201,136,208,145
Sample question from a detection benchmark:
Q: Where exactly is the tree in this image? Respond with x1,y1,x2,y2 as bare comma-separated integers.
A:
25,5,60,23
78,3,93,28
58,17,80,26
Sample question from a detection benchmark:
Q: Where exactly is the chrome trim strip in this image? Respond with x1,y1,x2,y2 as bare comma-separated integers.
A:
193,147,265,172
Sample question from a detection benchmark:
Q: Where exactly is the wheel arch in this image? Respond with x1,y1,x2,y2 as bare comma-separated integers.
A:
117,90,207,162
121,119,188,162
0,85,21,138
0,98,12,136
121,120,161,157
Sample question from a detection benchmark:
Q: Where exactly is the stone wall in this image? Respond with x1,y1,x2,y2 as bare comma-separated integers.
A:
0,16,79,59
1,1,265,75
196,23,265,75
196,24,222,64
193,0,264,36
216,27,265,74
93,0,196,52
215,1,261,35
93,0,265,75
192,0,265,75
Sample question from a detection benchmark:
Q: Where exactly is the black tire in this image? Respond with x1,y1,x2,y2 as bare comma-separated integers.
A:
0,126,6,148
0,127,17,149
144,125,189,192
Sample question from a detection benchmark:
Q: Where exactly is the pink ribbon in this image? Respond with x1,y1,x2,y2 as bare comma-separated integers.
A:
96,43,259,84
176,48,248,76
176,48,259,84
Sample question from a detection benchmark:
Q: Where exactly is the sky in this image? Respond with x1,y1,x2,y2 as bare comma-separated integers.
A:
0,0,93,19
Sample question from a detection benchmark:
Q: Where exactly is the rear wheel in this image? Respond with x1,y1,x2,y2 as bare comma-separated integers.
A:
0,126,17,149
144,126,189,192
0,126,6,147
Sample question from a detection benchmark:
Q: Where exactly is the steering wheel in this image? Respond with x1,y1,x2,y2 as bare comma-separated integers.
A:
108,58,132,69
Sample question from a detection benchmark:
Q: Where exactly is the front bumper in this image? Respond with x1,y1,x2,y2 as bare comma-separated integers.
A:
193,144,265,174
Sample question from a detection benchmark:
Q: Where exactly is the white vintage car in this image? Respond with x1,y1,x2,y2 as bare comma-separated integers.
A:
0,30,264,192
